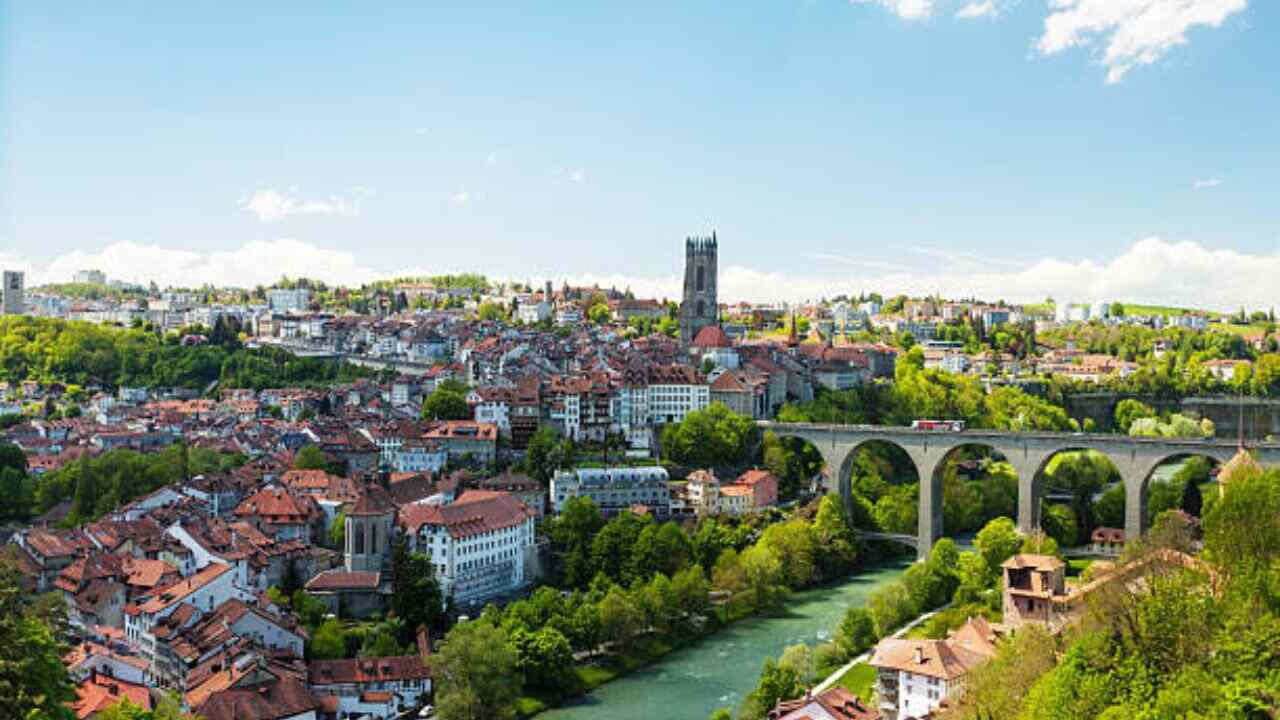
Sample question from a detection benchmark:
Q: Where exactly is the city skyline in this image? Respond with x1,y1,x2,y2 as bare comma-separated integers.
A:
2,1,1276,308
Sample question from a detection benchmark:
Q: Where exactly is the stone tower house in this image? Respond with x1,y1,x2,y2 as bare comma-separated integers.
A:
344,478,397,572
680,233,718,345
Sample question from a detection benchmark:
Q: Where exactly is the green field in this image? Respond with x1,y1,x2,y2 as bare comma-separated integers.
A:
836,663,877,703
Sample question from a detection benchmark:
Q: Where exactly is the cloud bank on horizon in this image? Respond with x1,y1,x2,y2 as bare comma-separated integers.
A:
1,236,1272,313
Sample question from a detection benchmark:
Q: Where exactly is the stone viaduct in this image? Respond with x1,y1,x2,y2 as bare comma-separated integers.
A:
759,422,1280,559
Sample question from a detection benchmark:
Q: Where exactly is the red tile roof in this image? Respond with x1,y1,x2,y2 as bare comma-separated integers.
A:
195,678,317,720
72,674,152,719
132,562,233,615
304,569,381,591
235,487,321,523
690,325,733,348
397,490,533,539
309,655,431,685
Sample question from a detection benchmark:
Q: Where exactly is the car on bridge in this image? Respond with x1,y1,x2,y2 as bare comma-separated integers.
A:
911,419,966,432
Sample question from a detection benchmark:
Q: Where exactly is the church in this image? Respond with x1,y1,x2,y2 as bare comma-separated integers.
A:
680,232,719,346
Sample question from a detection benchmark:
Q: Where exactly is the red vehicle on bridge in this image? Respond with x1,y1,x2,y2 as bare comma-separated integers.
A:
911,419,966,432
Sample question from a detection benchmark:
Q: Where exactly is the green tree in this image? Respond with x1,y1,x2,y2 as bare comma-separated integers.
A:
422,378,472,421
759,520,816,589
1113,398,1154,434
598,585,642,647
658,402,756,467
671,564,711,621
329,511,346,548
390,538,446,641
588,303,612,325
523,425,570,484
309,618,347,659
294,444,342,474
431,619,521,720
835,607,878,657
0,442,27,473
0,561,75,720
476,301,507,322
1202,465,1280,596
591,512,652,584
740,657,805,720
974,517,1022,575
1180,472,1203,517
510,626,578,695
72,451,97,521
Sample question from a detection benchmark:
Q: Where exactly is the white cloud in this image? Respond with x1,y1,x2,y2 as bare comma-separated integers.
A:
956,1,997,18
1037,0,1248,84
1192,178,1222,189
9,236,1279,312
449,192,472,206
851,0,935,20
241,188,360,222
561,237,1280,310
569,169,585,184
30,239,397,288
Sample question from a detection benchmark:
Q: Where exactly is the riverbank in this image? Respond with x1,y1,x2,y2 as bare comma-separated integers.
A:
531,559,915,720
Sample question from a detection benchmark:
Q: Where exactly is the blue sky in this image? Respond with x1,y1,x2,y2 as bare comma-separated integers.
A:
1,1,1276,308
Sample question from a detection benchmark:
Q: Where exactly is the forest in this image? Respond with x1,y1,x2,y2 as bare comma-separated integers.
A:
0,316,375,391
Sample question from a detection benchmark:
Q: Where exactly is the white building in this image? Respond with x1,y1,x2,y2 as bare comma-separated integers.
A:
555,306,583,326
516,300,552,324
74,269,107,285
550,466,671,517
468,390,512,434
392,442,448,474
869,617,998,720
268,288,312,313
122,563,246,680
398,490,536,606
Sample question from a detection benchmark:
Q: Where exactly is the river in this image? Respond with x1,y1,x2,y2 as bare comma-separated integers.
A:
537,560,913,720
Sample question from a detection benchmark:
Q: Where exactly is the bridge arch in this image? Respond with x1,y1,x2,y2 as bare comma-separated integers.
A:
1134,448,1234,522
928,442,1023,542
756,421,1275,559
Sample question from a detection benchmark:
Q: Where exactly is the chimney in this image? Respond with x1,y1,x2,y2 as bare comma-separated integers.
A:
914,646,924,665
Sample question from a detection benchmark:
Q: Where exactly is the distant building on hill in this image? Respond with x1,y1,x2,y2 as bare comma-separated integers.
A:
1,270,24,315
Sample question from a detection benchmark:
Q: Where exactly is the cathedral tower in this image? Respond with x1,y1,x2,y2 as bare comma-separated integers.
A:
680,233,718,345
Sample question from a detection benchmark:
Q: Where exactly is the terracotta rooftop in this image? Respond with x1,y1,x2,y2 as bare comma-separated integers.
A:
304,569,381,591
132,562,233,615
397,489,533,539
72,674,153,719
1000,553,1065,571
690,325,733,349
870,635,994,681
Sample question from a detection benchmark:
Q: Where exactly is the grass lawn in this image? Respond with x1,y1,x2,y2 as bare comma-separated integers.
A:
515,697,548,716
903,624,932,640
1067,558,1094,577
837,663,877,703
1123,303,1220,319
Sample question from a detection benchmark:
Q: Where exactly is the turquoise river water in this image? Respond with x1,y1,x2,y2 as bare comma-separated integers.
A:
537,559,913,720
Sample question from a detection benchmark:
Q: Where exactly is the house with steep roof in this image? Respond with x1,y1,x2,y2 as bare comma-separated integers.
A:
308,630,432,719
768,686,879,720
235,487,323,544
123,562,247,680
869,616,1000,720
398,489,536,606
195,675,318,720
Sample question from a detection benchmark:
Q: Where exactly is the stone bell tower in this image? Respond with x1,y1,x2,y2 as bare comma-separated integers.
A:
680,233,718,346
